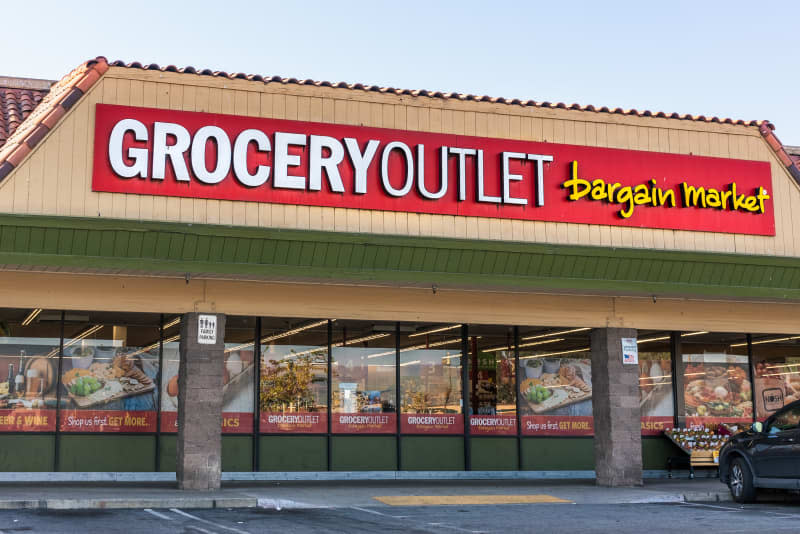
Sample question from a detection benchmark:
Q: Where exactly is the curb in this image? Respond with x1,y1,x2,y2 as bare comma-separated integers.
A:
0,497,259,511
0,492,733,510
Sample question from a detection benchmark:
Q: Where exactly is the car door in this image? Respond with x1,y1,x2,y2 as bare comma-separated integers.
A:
752,405,800,479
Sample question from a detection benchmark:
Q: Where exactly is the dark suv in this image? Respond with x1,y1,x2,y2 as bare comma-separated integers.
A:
719,400,800,503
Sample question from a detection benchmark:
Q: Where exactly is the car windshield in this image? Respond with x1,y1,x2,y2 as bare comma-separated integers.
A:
769,405,800,432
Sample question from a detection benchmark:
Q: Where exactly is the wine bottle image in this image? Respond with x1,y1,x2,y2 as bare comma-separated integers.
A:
8,363,15,397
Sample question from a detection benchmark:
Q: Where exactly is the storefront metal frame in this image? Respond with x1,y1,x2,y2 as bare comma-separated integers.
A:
0,311,780,472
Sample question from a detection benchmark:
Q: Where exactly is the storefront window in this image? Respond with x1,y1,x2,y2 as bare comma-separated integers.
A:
679,332,752,427
259,318,328,434
0,309,59,432
518,327,591,436
468,325,516,435
751,334,800,419
161,316,256,434
159,317,181,433
637,331,673,435
331,321,396,434
220,316,256,434
398,323,463,434
59,312,160,433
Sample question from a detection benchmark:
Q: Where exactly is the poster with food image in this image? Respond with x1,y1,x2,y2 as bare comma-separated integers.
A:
259,344,328,433
160,345,254,433
639,354,674,435
0,343,59,432
753,357,800,419
520,357,594,436
682,354,752,423
58,343,159,433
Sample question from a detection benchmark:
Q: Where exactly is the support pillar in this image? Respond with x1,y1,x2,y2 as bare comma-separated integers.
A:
590,327,642,486
177,312,226,490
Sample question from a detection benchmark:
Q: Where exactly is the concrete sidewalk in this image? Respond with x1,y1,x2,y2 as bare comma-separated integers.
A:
0,478,750,510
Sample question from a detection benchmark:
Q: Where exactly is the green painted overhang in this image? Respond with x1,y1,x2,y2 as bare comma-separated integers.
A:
0,213,799,300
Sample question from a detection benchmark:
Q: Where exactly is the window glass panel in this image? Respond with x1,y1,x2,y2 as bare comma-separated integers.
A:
518,327,591,436
59,311,160,433
679,332,752,427
0,308,59,431
221,316,256,434
399,323,463,434
159,316,181,433
637,331,673,435
331,320,396,434
259,318,328,434
468,325,516,436
161,316,256,434
752,334,800,419
768,405,800,433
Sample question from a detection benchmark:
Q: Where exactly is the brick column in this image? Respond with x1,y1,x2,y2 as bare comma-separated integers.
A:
177,312,226,490
590,327,642,487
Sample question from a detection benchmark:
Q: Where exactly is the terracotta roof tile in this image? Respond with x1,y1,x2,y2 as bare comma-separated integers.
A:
101,57,771,128
0,86,48,148
0,56,797,187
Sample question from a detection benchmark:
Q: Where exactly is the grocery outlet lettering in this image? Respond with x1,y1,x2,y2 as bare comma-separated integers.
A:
92,103,775,235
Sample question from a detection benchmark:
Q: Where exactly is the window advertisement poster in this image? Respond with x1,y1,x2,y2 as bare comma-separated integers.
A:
638,351,674,436
0,310,59,432
331,331,397,434
682,353,753,426
160,341,255,434
59,324,159,433
752,342,800,419
519,355,593,436
399,344,463,435
469,339,517,436
259,343,328,434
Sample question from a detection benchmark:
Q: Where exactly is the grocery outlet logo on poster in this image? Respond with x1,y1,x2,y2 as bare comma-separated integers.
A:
93,104,775,235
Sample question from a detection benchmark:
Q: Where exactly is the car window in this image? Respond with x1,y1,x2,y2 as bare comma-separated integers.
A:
768,405,800,432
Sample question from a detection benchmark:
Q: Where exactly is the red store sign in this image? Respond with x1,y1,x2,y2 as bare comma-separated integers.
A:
92,104,774,235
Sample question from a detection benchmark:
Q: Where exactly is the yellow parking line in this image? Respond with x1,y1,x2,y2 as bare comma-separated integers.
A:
374,494,573,506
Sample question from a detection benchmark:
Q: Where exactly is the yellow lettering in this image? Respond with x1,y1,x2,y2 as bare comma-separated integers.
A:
633,184,651,206
607,182,621,203
720,188,733,209
657,188,676,207
681,183,707,208
756,186,770,214
590,179,607,200
616,186,635,218
730,182,746,211
705,188,721,208
563,161,591,201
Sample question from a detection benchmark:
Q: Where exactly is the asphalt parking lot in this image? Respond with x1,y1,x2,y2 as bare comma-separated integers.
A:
2,500,800,534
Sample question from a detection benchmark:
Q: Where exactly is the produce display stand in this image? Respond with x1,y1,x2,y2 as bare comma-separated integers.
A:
663,428,724,479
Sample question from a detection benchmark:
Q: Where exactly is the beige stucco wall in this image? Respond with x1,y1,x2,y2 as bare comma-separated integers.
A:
1,67,800,257
1,270,798,334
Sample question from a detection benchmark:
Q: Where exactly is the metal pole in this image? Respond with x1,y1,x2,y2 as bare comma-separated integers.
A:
670,332,682,428
746,334,756,423
253,317,261,472
327,319,333,471
53,311,65,472
461,324,470,471
395,322,401,471
155,314,164,472
514,326,522,471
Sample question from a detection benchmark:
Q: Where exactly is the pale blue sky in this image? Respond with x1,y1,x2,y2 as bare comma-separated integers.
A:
3,1,799,143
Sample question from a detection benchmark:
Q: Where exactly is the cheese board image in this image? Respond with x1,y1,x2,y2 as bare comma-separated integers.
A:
61,352,155,409
520,361,592,414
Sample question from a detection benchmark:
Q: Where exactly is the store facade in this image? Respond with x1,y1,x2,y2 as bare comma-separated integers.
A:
1,57,800,488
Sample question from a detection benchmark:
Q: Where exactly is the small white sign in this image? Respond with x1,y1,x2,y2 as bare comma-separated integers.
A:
621,337,638,365
198,314,217,345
